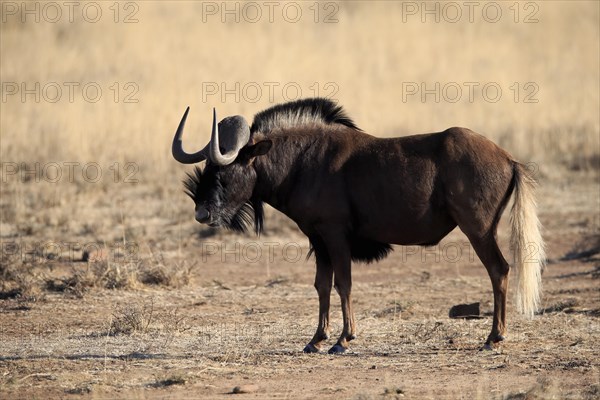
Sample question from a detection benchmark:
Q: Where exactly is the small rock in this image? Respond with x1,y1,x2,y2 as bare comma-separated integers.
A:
232,384,259,394
449,302,481,319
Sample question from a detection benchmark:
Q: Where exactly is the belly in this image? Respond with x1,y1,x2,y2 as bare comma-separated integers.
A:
355,210,457,246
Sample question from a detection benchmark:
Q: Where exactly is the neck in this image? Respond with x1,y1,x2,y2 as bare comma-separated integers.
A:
252,134,316,212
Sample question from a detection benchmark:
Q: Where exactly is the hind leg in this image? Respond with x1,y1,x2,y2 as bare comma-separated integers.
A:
303,257,333,353
465,234,510,349
443,152,514,348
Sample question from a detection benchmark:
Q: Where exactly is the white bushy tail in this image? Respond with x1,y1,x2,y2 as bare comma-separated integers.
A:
510,163,546,318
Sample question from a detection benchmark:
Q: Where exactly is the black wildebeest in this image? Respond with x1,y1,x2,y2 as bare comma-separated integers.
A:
172,98,545,353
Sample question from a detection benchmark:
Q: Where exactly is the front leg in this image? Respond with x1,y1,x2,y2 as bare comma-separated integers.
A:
328,262,355,354
303,257,333,353
314,227,355,354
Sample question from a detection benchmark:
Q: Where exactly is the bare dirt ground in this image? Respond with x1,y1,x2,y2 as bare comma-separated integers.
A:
0,170,598,399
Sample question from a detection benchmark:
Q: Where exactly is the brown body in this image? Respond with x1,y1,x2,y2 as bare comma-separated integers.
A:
255,126,513,247
173,98,544,354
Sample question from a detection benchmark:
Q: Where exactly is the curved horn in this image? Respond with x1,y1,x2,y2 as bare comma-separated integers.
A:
171,107,208,164
209,108,241,166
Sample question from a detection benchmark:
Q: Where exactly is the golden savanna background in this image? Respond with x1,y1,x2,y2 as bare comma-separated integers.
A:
1,1,599,399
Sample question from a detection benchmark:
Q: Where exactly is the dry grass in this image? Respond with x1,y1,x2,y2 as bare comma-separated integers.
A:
1,2,598,179
43,259,194,297
0,1,598,399
2,247,194,299
109,299,156,336
0,248,43,302
109,298,191,338
47,261,140,295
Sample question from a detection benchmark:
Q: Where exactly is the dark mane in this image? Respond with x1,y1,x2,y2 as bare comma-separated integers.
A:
250,98,361,135
184,166,264,235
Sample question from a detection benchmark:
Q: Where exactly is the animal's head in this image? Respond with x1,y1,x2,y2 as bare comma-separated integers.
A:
172,107,271,233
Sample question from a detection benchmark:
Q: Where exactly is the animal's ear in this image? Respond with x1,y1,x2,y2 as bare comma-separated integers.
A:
244,140,272,158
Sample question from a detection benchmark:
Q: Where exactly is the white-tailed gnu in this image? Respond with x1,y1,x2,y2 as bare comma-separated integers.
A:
172,98,545,353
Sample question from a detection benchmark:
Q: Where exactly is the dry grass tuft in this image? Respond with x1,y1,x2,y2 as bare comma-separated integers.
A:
46,261,140,297
108,299,191,340
0,252,43,302
43,249,195,298
109,300,155,336
138,261,194,288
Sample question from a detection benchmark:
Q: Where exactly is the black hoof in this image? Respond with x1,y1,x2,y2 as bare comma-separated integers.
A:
328,344,347,354
303,343,320,353
494,334,505,343
481,334,506,350
480,343,493,351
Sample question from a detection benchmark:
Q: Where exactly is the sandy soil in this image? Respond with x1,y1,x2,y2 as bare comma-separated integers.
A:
0,173,598,399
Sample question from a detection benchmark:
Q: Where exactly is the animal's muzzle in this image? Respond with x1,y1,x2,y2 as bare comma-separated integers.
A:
195,208,211,224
